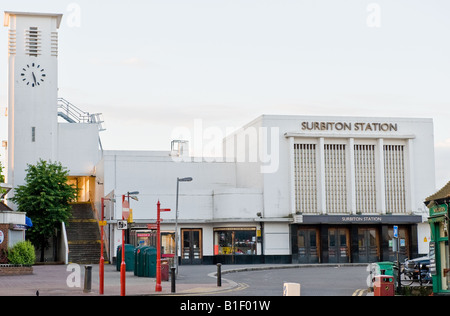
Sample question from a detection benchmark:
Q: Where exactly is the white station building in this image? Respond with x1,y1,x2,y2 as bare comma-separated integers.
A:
3,11,436,265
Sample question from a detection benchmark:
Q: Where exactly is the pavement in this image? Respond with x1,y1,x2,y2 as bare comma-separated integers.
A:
0,263,223,296
0,262,361,296
0,263,280,296
0,262,371,296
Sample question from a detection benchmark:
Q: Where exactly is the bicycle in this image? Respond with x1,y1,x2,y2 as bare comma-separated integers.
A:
399,258,432,286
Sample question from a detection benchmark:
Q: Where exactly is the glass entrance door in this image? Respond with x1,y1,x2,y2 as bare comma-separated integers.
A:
181,229,202,264
298,228,320,263
328,228,350,263
358,228,379,263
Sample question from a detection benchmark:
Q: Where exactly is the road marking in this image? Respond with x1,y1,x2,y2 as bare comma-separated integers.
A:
352,289,366,296
175,283,249,296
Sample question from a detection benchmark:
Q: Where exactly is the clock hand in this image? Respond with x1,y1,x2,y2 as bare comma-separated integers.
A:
32,72,37,85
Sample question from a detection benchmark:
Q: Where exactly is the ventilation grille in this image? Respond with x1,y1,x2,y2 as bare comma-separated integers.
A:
25,27,41,57
324,144,348,214
294,144,318,214
384,145,406,214
8,30,16,55
354,145,376,213
51,32,58,57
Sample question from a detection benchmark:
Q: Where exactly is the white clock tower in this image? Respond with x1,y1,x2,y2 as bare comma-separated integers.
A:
4,12,63,201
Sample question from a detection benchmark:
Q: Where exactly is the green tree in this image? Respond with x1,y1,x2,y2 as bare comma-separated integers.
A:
0,154,5,198
0,154,4,183
10,159,77,262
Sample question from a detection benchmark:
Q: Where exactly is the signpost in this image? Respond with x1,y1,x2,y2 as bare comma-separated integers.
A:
393,225,401,293
120,196,130,296
155,200,171,292
117,220,128,230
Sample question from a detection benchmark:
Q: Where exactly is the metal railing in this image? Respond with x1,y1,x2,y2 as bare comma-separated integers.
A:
57,98,106,131
57,97,106,152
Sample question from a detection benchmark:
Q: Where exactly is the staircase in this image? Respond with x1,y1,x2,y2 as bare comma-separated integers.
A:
67,203,108,264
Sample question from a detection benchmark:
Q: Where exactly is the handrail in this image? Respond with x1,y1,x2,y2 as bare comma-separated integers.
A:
61,221,69,264
58,98,91,123
57,97,106,131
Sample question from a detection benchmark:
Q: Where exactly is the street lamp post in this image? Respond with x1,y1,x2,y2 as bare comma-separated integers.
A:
175,177,193,275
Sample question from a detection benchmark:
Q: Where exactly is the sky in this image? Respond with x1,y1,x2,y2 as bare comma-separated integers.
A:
0,0,450,188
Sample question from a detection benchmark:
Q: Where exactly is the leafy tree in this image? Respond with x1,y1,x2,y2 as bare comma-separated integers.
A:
10,159,77,262
0,154,4,183
0,154,5,198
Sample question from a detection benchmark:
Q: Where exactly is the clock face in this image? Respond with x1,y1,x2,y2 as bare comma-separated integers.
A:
20,63,46,87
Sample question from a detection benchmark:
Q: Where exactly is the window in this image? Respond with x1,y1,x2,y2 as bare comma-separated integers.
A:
31,127,36,142
214,228,256,255
324,144,347,213
294,144,317,214
354,145,376,213
161,232,175,255
384,145,406,213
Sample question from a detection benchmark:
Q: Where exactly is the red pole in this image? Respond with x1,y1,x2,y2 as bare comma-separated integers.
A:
99,197,105,295
155,200,162,292
120,228,126,296
120,195,126,296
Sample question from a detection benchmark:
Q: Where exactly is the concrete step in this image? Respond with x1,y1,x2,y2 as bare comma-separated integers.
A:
67,203,107,264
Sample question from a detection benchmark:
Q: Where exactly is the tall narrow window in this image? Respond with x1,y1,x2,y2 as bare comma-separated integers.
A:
324,144,348,214
31,127,36,142
384,145,406,214
294,144,317,214
354,145,376,213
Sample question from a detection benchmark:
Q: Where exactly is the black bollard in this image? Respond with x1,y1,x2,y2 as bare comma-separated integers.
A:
171,267,176,293
217,263,222,287
84,265,92,293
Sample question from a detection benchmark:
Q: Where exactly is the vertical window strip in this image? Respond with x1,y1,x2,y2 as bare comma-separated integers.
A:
294,144,317,214
354,145,376,213
384,145,406,214
31,127,36,142
324,144,347,214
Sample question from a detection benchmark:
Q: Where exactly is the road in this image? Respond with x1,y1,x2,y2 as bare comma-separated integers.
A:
204,265,370,296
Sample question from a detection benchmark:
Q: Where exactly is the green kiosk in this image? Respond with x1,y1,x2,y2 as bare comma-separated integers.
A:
424,182,450,295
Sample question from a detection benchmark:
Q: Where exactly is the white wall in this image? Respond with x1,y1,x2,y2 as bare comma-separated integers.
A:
57,123,101,175
213,188,263,220
6,13,61,195
0,211,26,225
264,223,291,255
101,150,239,221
